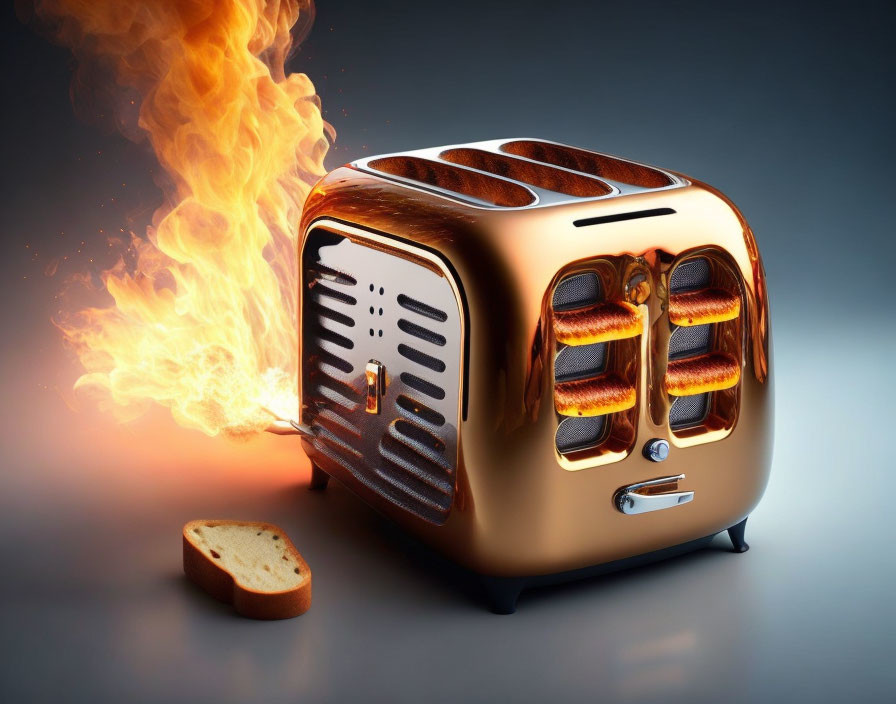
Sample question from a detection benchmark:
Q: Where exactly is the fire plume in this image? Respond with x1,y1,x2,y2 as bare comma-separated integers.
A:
32,0,330,437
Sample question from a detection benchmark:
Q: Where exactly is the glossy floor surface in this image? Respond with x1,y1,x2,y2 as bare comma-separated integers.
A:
1,316,893,703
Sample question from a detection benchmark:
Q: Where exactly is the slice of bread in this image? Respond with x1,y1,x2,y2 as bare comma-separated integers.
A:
183,520,311,619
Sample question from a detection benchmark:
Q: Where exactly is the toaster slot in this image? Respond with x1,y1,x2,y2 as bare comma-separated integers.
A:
665,254,743,439
366,156,536,207
439,148,611,197
500,140,674,189
551,267,640,467
553,301,642,345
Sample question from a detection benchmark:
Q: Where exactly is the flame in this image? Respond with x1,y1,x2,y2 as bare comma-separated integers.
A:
32,0,331,438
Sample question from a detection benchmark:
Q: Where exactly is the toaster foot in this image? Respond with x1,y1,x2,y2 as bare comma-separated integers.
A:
309,463,330,491
481,576,525,615
727,517,749,553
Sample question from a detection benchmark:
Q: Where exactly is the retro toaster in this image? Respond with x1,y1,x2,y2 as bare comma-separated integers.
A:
295,138,772,613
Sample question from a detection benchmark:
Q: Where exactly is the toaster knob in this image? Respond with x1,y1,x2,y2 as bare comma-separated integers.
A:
643,438,669,462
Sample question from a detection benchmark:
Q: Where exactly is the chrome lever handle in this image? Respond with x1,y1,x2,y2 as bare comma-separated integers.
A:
615,474,694,515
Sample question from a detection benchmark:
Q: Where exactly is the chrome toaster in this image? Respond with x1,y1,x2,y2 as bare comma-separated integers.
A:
296,138,772,613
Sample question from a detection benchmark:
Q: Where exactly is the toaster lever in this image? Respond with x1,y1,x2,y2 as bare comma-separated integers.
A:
615,474,694,515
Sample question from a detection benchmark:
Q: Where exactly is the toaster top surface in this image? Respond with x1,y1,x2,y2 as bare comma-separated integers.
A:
351,138,687,210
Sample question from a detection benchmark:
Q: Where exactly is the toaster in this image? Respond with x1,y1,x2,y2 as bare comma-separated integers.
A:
294,138,772,613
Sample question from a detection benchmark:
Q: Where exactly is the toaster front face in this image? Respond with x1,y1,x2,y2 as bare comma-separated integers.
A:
298,139,772,578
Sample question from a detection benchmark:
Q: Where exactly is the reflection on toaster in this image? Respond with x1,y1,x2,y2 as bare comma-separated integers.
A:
295,138,772,613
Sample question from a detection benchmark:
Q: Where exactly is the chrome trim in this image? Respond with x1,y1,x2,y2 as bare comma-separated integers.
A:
351,137,686,211
643,438,670,462
365,360,385,414
615,474,694,515
265,419,315,437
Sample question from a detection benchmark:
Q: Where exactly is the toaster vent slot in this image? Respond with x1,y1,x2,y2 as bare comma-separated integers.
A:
393,419,447,454
396,394,446,428
397,294,448,322
314,324,355,351
311,283,357,306
313,347,354,375
312,372,363,411
367,156,536,207
397,318,446,346
400,372,446,401
302,230,462,526
312,423,363,461
308,263,357,286
375,451,453,511
398,344,446,373
666,256,742,433
551,269,640,463
313,407,362,439
311,301,355,328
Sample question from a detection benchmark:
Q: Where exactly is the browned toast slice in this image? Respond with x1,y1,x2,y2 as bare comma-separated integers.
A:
183,520,311,619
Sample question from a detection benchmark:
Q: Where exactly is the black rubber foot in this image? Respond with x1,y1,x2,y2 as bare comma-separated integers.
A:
309,463,330,491
481,576,526,615
727,517,749,553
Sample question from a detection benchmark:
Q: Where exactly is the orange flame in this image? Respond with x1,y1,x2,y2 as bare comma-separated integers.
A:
33,0,330,438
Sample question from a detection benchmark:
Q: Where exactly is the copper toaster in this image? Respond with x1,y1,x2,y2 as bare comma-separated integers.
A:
296,138,773,613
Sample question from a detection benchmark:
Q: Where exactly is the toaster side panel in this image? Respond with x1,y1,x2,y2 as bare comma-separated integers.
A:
299,225,464,526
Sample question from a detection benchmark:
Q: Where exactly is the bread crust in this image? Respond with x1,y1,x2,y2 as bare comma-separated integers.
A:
664,352,740,396
554,373,637,417
553,301,642,345
183,520,311,620
668,288,740,326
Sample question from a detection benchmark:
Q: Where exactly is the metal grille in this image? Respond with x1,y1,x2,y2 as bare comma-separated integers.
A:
552,272,600,310
669,257,712,430
669,324,711,359
303,232,462,525
669,393,709,428
670,257,710,291
554,342,607,381
556,416,606,453
552,271,611,455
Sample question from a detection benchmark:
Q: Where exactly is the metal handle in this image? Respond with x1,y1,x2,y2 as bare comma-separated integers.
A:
265,419,315,437
615,474,694,515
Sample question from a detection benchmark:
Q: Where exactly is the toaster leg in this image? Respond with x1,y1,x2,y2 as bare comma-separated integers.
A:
309,462,330,491
481,576,525,615
727,517,749,553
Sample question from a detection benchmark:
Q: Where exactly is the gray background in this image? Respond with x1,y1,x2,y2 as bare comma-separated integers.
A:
1,1,894,702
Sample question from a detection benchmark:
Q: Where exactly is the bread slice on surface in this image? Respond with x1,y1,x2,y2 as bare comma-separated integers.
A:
183,520,311,619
